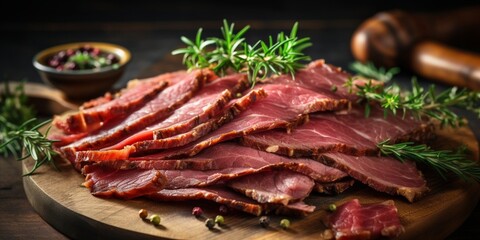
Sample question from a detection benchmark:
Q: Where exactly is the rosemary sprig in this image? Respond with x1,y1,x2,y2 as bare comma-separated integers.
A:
347,62,480,127
0,118,58,175
378,140,480,182
172,19,312,86
350,61,400,83
1,81,57,175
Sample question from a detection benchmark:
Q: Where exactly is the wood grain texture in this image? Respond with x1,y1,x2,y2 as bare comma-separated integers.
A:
22,125,479,240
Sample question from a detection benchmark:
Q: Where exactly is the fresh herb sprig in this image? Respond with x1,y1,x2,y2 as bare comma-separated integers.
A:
0,118,58,175
347,62,480,127
0,81,57,175
172,19,312,86
378,140,480,182
350,61,400,83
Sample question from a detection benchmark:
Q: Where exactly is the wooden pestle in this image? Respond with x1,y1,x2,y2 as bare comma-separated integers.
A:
351,6,480,90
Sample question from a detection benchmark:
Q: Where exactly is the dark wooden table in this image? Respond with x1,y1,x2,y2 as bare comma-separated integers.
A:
1,3,480,238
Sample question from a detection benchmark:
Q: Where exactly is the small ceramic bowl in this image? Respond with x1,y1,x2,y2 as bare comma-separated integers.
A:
33,42,131,100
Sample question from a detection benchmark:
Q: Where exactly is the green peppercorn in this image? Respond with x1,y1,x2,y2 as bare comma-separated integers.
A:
150,214,161,226
138,209,148,219
215,215,225,225
280,219,290,229
205,218,216,229
259,216,270,228
328,203,337,212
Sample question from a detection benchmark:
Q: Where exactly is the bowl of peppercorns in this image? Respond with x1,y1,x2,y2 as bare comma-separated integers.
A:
33,42,131,100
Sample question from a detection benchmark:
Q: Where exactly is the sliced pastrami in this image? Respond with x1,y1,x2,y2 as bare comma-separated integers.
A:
124,143,347,182
241,104,434,158
148,187,314,216
60,69,212,164
53,70,189,135
266,59,357,101
319,153,429,202
150,82,349,159
73,89,265,166
324,199,404,240
103,74,249,150
227,170,315,205
82,164,167,199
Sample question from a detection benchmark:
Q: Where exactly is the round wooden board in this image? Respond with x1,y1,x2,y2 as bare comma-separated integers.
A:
23,125,480,240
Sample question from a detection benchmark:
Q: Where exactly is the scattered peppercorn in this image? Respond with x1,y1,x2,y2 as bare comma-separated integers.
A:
138,209,148,219
150,214,161,226
214,215,225,225
280,219,290,229
328,203,337,212
205,218,216,229
192,207,203,217
219,205,229,215
259,216,270,228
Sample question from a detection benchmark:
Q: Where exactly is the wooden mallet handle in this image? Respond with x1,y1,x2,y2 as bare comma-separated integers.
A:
351,7,480,90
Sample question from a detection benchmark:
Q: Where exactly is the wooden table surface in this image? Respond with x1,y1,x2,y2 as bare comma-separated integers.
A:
1,3,480,238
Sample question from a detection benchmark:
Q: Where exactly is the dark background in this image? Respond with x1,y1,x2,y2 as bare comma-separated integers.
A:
2,0,480,88
0,1,479,239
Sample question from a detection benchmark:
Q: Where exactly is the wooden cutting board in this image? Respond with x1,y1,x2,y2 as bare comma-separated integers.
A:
22,124,479,240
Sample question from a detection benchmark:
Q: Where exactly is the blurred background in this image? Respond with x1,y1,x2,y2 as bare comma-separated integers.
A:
1,0,479,88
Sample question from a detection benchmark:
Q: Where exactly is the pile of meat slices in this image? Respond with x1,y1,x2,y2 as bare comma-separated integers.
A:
51,59,433,225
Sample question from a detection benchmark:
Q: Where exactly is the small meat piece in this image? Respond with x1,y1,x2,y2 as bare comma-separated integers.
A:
82,165,167,199
227,170,315,205
319,153,429,202
324,199,404,240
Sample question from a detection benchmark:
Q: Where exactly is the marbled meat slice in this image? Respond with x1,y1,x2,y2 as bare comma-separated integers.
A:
103,142,348,183
149,187,262,215
148,187,315,216
60,69,213,164
265,59,357,101
102,73,249,150
241,104,434,157
82,164,167,199
73,89,265,166
324,199,404,240
319,153,429,202
53,70,188,135
227,170,315,205
150,82,349,159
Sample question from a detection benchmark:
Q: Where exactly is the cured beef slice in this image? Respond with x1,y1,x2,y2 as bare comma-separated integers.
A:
73,89,265,166
227,170,315,205
150,82,349,159
60,69,213,164
82,165,167,199
241,104,434,157
53,70,189,135
148,187,314,216
320,153,429,202
324,199,404,240
106,142,348,182
266,59,357,101
103,73,249,150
